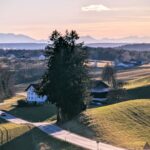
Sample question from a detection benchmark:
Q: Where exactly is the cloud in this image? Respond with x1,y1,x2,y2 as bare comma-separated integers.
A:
81,4,110,12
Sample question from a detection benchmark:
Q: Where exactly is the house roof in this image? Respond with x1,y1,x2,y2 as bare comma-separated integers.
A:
25,84,41,91
91,80,109,89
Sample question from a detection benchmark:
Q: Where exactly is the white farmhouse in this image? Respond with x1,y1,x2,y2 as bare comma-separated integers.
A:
25,84,47,104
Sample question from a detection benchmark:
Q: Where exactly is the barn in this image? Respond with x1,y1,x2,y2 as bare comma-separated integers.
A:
90,80,110,106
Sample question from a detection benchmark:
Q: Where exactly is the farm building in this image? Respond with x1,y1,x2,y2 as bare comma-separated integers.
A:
90,80,109,106
25,84,47,104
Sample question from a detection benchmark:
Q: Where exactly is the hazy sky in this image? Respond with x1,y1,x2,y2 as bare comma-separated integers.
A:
0,0,150,39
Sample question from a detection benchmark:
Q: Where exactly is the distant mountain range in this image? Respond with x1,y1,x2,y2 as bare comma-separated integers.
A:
92,36,150,43
0,33,100,43
0,33,150,51
1,33,150,44
0,33,46,43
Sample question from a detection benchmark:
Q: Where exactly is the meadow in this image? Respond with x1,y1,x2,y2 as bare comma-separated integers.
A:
0,63,150,150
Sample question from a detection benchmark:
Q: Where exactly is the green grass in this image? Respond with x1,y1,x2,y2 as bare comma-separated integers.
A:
81,100,150,150
77,76,150,149
124,76,150,90
62,76,150,150
9,103,57,122
117,64,150,81
124,76,150,100
0,119,84,150
1,129,84,150
0,95,57,122
0,119,31,146
1,67,150,149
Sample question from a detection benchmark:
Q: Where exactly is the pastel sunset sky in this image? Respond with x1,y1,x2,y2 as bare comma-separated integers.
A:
0,0,150,39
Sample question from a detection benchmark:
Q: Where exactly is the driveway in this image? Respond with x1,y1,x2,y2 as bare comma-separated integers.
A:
0,110,126,150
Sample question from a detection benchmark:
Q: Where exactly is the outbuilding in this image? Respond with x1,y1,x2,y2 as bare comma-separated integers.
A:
90,80,110,106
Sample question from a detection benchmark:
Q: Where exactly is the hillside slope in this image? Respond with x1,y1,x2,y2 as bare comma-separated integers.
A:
0,119,83,150
62,76,150,150
0,119,30,146
83,100,150,150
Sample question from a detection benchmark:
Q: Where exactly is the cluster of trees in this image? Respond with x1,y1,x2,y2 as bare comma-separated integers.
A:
15,66,45,84
38,30,129,122
87,47,150,62
0,49,44,58
0,58,46,84
0,65,14,102
39,30,89,122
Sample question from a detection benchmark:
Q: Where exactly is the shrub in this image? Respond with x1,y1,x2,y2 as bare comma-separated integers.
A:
107,88,127,104
17,100,27,107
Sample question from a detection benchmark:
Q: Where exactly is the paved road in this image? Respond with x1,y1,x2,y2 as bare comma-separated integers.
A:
0,111,126,150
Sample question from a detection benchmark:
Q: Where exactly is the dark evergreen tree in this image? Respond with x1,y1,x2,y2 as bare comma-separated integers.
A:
39,30,89,122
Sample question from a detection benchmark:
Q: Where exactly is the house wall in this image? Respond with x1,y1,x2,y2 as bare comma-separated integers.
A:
91,87,109,103
27,86,47,103
91,88,109,93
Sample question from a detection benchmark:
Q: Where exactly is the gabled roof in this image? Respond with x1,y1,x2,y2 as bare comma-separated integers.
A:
25,84,40,91
91,80,109,89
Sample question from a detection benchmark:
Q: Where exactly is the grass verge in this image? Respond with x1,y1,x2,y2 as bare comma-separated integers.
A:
0,119,84,150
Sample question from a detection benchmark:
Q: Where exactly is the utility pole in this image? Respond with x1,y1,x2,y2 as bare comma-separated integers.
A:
96,140,100,150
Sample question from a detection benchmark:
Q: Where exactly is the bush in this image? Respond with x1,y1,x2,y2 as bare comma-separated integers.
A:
106,88,127,104
17,100,27,107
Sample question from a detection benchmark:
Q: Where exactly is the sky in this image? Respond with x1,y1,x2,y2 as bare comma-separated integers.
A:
0,0,150,40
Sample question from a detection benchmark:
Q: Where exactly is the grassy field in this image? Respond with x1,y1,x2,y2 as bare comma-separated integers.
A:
124,76,150,89
9,103,57,122
0,63,150,150
117,64,150,81
0,100,82,150
90,63,150,81
82,100,150,150
0,95,25,109
0,119,84,150
124,76,150,101
62,100,150,150
0,119,31,146
0,94,57,122
62,75,150,150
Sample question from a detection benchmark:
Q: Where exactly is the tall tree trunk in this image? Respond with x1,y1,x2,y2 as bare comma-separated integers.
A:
56,107,61,123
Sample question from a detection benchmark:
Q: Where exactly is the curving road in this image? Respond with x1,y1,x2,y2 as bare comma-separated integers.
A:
0,110,126,150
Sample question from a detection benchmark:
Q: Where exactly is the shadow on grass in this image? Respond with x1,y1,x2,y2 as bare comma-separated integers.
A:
126,85,150,100
7,103,57,122
1,127,82,150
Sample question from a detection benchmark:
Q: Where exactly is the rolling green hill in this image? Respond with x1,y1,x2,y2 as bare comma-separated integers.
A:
61,76,150,150
82,100,150,150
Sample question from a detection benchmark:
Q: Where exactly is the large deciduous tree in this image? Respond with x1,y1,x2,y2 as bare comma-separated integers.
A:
101,63,117,88
102,63,126,103
39,30,89,122
0,65,14,102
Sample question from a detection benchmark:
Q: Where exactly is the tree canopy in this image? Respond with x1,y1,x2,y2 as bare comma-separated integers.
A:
40,30,89,122
101,63,116,88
